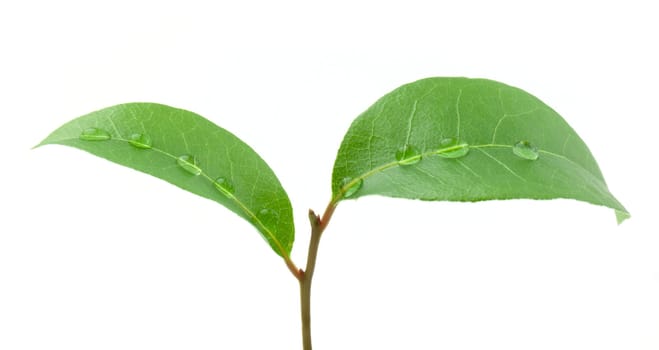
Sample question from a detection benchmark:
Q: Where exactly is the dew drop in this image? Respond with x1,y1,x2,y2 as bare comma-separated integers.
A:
437,137,470,158
256,208,279,228
513,141,539,160
79,127,111,141
395,144,422,166
340,177,363,198
177,154,202,175
128,133,153,149
213,177,235,197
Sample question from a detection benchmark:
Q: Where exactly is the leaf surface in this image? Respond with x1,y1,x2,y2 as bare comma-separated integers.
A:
332,77,629,223
38,103,294,256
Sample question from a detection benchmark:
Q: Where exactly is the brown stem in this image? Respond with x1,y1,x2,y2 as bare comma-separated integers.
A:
299,202,338,350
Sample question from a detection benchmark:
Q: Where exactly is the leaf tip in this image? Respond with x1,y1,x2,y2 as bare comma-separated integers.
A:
33,142,52,150
615,210,631,225
32,138,49,150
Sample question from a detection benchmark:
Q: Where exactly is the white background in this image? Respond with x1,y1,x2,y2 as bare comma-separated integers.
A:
1,1,657,349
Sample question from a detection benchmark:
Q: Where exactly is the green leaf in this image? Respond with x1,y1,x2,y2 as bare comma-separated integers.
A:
332,77,629,223
37,103,294,256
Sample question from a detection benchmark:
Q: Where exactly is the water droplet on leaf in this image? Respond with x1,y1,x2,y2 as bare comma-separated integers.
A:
395,144,421,165
128,133,152,149
340,177,363,198
79,127,111,141
177,154,202,175
437,137,469,158
256,208,279,228
513,141,539,160
214,177,235,197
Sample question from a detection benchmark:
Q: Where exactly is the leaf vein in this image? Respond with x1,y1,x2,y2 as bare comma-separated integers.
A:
455,88,463,140
405,100,418,144
474,148,526,182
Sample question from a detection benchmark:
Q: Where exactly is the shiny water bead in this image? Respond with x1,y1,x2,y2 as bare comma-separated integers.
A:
128,133,153,149
513,141,539,160
256,208,279,227
79,127,111,141
213,177,235,197
437,137,469,158
395,144,422,165
176,154,202,175
340,177,363,198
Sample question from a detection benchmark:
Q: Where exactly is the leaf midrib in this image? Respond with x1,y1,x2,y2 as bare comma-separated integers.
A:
333,143,601,203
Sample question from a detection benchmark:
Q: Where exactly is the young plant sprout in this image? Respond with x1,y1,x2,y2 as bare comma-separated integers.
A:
36,77,629,349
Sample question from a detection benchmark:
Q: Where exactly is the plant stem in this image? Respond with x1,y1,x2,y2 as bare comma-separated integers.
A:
298,202,337,350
